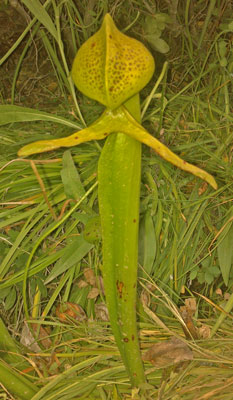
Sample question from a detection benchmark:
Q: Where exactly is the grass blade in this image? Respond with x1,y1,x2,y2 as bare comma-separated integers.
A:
22,0,58,42
0,105,81,129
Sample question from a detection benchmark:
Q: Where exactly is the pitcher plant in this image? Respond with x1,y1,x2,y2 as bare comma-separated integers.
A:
18,14,217,388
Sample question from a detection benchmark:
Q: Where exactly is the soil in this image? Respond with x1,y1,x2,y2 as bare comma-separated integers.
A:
0,1,61,109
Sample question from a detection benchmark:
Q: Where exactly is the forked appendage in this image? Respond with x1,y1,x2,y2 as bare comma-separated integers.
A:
18,107,217,190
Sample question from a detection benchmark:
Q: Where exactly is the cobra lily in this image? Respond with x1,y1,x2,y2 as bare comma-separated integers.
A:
18,14,217,388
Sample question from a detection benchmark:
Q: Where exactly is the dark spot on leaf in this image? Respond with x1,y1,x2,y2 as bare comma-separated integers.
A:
116,280,124,298
132,334,135,341
123,337,129,342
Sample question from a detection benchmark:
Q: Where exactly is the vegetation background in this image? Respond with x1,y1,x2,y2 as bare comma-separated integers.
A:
0,0,232,399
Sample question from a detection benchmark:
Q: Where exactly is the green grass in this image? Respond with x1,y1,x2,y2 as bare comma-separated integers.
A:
0,0,232,398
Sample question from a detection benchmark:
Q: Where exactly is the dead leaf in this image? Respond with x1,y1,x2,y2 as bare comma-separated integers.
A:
216,288,222,296
140,289,150,307
77,279,88,288
95,303,109,321
184,298,196,315
180,308,199,339
180,298,199,339
198,324,211,339
84,268,96,286
224,292,231,301
20,322,40,352
87,287,99,299
20,322,52,351
56,302,86,323
145,282,156,292
142,336,193,368
198,182,208,195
